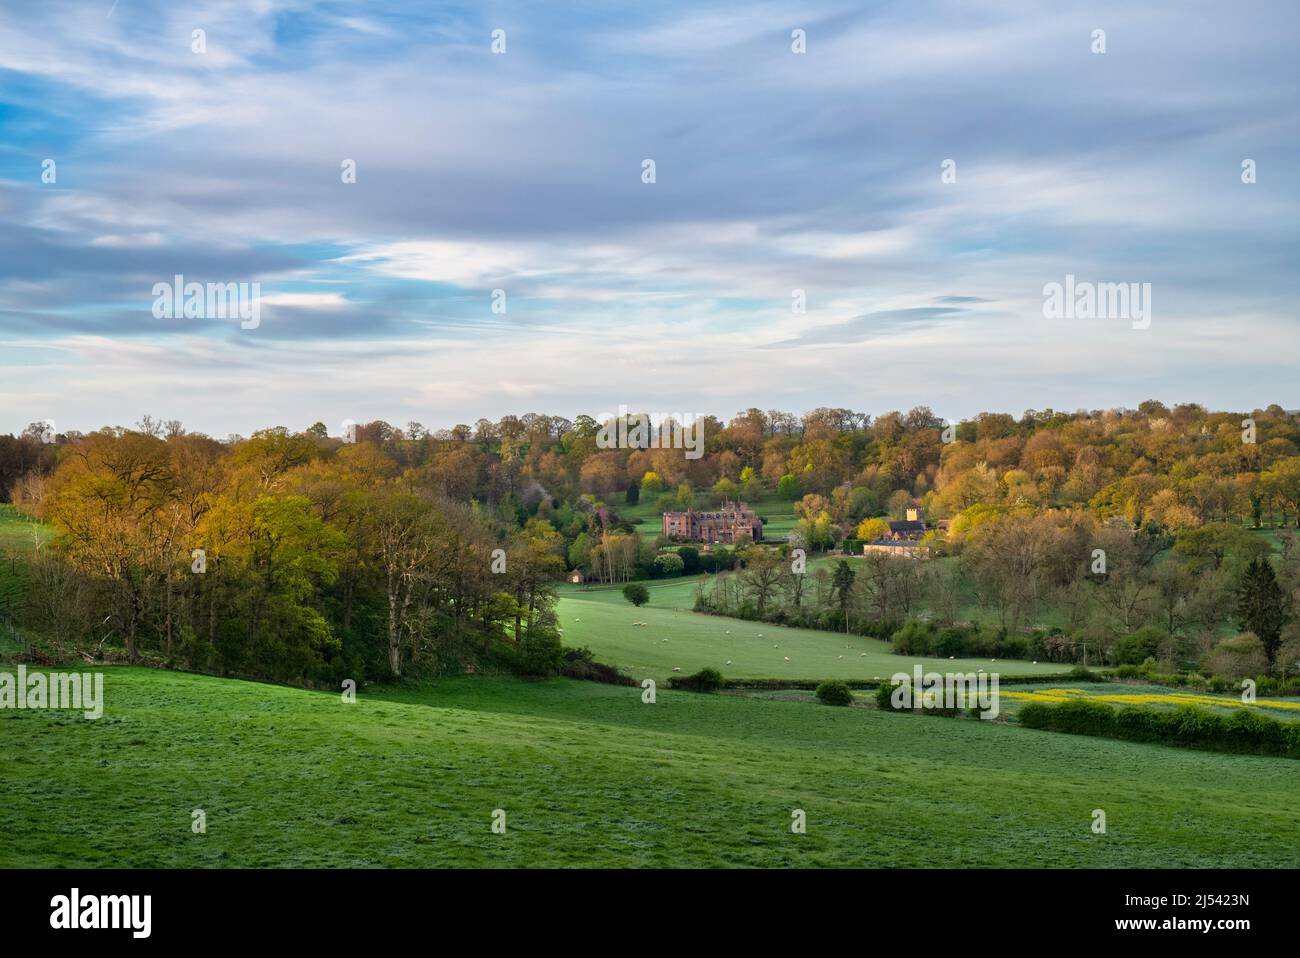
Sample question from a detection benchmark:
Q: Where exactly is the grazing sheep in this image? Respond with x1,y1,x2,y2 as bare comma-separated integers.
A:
672,667,681,672
783,656,790,662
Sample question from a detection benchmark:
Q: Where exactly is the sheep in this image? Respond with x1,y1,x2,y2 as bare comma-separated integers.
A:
725,659,732,666
783,656,790,662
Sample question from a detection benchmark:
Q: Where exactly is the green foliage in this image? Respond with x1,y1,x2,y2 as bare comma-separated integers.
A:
1236,558,1291,661
622,583,650,606
558,646,636,685
875,680,899,710
1204,632,1269,678
652,552,685,577
815,680,853,706
776,474,800,500
1113,625,1166,665
669,666,724,692
712,477,739,500
514,629,565,677
1018,698,1300,758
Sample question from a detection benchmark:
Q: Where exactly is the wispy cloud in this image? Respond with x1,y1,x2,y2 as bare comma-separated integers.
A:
1,0,1297,433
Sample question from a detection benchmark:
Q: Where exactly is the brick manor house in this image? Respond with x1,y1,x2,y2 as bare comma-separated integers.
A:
662,500,763,544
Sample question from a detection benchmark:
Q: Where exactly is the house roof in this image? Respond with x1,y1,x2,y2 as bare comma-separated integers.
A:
887,519,925,533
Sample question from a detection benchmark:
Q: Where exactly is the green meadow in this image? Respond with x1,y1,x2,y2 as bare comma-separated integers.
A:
3,666,1298,868
0,505,46,623
556,577,1064,682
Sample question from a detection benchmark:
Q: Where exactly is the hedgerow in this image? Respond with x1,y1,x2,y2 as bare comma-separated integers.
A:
1017,699,1300,758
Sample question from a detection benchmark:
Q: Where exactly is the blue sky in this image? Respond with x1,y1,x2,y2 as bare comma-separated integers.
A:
1,0,1297,436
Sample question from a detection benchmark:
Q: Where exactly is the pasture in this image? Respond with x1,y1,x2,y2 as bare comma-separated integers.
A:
3,665,1297,868
558,577,1066,682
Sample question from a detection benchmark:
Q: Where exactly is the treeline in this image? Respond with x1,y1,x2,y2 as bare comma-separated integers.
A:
693,508,1300,675
5,399,1300,681
10,427,569,683
9,402,1300,534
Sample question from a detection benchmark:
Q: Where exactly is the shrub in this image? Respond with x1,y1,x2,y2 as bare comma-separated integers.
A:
1017,702,1053,729
1203,632,1270,679
1113,625,1166,665
622,583,650,607
653,553,685,577
876,680,902,710
815,680,853,706
1018,697,1300,759
1207,674,1232,693
1053,697,1116,736
670,667,724,693
559,647,636,686
514,630,565,677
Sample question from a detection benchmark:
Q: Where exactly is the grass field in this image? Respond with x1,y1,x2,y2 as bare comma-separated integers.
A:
992,682,1300,720
3,665,1297,868
0,504,46,623
558,577,1071,682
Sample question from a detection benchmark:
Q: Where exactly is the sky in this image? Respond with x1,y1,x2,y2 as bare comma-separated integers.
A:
1,0,1297,437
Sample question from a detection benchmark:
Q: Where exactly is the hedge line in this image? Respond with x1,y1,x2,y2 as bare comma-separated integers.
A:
1017,698,1300,759
1113,665,1300,697
720,672,1094,691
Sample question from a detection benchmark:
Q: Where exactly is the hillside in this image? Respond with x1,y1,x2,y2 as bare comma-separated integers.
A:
556,577,1064,681
3,666,1297,868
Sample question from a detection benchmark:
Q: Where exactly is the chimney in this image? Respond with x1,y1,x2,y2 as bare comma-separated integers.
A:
906,508,918,522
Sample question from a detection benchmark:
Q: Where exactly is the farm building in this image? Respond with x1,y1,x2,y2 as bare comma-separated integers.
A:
862,539,928,559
